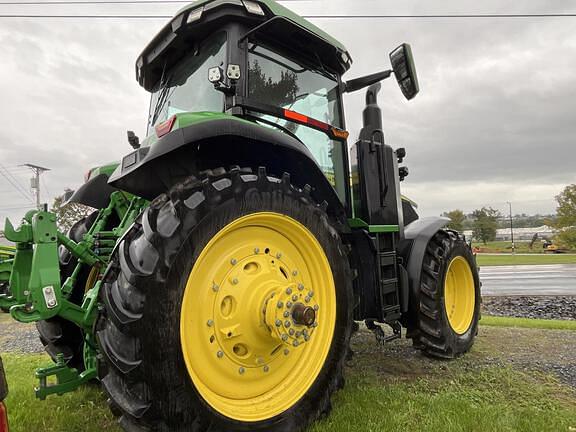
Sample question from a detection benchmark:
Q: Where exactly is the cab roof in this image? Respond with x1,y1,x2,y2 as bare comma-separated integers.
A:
136,0,352,91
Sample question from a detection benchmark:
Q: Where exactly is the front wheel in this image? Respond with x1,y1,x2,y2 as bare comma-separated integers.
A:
97,167,353,432
411,230,481,358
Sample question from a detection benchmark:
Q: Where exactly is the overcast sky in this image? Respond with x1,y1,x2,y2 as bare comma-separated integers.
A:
0,0,575,224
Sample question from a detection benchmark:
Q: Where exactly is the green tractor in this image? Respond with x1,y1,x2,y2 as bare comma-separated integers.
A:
0,1,481,430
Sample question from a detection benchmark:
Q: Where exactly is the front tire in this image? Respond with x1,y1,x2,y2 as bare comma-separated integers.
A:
97,167,353,432
411,230,481,358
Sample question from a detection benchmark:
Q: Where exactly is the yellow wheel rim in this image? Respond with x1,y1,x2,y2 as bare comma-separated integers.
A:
443,256,475,334
180,212,337,422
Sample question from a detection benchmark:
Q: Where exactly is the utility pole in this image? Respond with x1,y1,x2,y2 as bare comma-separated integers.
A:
23,164,50,209
506,201,515,254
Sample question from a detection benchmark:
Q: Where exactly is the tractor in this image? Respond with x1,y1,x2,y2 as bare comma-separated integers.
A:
0,1,481,431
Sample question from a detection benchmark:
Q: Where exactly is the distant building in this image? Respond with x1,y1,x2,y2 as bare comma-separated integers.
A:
463,225,555,242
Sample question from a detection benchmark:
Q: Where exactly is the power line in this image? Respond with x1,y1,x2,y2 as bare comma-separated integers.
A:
0,0,308,3
0,13,575,19
0,164,33,202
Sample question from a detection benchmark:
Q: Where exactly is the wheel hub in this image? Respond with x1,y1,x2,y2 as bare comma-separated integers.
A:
209,247,320,370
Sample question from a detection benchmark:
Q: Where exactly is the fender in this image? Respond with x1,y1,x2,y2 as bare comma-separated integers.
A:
397,217,449,323
67,174,118,209
108,115,347,223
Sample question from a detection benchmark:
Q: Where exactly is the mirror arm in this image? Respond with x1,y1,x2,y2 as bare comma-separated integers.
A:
344,69,392,93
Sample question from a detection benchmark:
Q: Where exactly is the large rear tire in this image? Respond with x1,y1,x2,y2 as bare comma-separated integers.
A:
97,167,353,432
36,212,98,370
410,230,481,358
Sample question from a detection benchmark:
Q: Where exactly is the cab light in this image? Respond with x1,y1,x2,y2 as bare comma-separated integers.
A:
331,128,350,140
187,6,204,23
155,115,177,138
243,0,265,16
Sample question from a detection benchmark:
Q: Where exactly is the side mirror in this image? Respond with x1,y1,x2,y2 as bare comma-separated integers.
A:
389,43,419,100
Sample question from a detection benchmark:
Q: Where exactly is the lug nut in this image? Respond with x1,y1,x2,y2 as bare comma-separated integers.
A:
286,287,292,295
309,291,314,298
284,320,291,328
283,311,290,318
275,319,282,327
239,367,245,375
217,351,224,358
314,305,319,311
263,365,270,373
254,247,260,254
305,296,310,303
289,328,295,336
304,334,310,341
286,301,293,308
298,283,304,291
281,334,289,341
232,278,239,285
292,294,298,302
276,252,282,259
295,331,301,338
292,270,298,276
277,301,284,308
212,283,219,292
207,319,214,327
293,340,299,347
230,258,237,265
284,349,290,356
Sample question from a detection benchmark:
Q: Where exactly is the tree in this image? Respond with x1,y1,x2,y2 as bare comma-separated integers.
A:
442,209,466,232
553,184,576,249
51,189,93,233
471,207,500,244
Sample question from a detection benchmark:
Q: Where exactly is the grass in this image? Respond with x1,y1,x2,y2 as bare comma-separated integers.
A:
481,315,576,330
3,354,117,432
4,347,576,432
476,253,576,266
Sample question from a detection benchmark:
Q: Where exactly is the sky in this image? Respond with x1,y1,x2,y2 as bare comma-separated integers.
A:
0,0,575,224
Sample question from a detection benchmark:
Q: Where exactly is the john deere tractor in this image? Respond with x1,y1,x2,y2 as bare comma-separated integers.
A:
0,1,481,430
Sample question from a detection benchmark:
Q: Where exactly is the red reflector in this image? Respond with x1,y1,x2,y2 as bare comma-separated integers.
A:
155,115,177,138
284,109,332,131
0,402,8,432
284,109,307,123
308,117,330,131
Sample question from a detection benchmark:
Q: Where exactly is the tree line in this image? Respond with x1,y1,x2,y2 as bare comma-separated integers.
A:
442,184,576,248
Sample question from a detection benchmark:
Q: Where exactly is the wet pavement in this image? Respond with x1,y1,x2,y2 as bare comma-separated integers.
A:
480,264,576,296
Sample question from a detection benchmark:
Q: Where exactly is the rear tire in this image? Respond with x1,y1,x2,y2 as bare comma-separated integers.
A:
36,212,98,370
97,167,353,432
410,230,480,358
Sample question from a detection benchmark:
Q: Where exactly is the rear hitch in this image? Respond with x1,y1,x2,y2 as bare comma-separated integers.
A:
365,320,401,345
35,353,96,400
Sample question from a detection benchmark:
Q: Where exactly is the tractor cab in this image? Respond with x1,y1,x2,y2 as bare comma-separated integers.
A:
135,0,417,212
139,0,352,203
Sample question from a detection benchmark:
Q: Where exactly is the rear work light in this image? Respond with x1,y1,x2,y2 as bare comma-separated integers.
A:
155,115,177,138
0,402,8,432
243,0,265,16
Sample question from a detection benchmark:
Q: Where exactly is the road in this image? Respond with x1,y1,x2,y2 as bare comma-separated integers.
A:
480,264,576,296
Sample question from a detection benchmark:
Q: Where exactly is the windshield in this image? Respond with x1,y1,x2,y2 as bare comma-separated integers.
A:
147,31,227,134
247,43,347,201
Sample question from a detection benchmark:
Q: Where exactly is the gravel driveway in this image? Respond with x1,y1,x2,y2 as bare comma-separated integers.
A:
1,299,575,389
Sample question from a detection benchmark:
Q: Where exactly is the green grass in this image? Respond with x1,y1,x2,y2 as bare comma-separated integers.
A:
311,367,576,432
476,253,576,266
480,315,576,330
3,354,118,432
3,352,576,432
